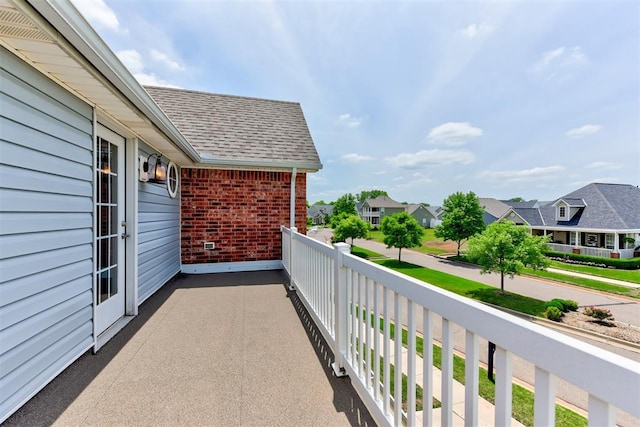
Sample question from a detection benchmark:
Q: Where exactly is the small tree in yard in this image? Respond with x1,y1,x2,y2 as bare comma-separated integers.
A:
380,212,424,263
466,221,550,293
435,191,485,256
333,215,371,245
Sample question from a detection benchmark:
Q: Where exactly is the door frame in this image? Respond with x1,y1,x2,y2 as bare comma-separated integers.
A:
92,112,139,351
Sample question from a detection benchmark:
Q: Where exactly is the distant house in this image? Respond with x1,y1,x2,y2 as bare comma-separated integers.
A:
499,183,640,259
407,204,442,228
360,196,406,227
0,1,321,422
478,198,511,225
307,204,333,225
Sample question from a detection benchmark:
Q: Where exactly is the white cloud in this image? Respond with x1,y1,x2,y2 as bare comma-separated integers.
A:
458,23,494,39
72,0,123,33
566,124,602,138
117,50,144,73
534,46,588,80
117,50,180,88
586,161,622,171
427,122,483,146
373,171,387,176
479,165,564,182
150,49,185,72
307,174,328,184
338,113,365,128
385,149,475,169
341,153,374,163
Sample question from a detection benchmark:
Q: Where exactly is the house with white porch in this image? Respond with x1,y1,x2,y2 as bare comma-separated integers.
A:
500,183,640,259
360,195,406,227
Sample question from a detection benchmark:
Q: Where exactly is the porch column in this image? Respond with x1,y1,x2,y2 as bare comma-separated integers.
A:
574,231,580,247
614,233,620,252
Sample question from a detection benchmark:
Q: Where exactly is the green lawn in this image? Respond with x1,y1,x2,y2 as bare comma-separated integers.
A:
549,260,640,284
523,268,640,299
350,246,387,260
376,259,547,316
368,229,450,255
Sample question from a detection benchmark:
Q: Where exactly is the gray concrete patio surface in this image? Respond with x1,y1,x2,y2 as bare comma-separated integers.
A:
4,271,376,427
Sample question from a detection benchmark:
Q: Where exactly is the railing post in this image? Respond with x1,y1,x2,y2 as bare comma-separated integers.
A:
332,242,350,377
288,226,297,291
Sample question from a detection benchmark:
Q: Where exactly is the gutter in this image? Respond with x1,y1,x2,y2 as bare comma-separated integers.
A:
290,167,297,228
197,155,322,172
27,0,201,162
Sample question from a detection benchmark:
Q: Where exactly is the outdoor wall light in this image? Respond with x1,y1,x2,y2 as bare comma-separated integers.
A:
142,153,167,183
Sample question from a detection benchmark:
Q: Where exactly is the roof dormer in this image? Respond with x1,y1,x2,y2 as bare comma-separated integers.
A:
552,198,586,221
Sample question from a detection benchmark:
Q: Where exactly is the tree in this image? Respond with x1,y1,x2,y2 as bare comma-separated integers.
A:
509,197,525,202
435,191,485,256
333,215,371,245
380,212,424,263
466,221,550,293
356,189,388,203
332,193,357,217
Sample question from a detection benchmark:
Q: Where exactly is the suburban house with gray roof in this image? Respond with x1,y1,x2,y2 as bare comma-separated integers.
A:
500,183,640,259
360,195,406,227
406,204,442,228
0,1,319,421
307,204,333,225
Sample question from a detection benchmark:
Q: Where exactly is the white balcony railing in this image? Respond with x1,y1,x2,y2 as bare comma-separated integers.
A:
282,226,640,426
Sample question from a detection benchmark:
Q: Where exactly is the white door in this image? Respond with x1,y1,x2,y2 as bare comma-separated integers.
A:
95,125,126,335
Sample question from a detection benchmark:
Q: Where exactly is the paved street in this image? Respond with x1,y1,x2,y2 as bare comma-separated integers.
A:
309,228,640,426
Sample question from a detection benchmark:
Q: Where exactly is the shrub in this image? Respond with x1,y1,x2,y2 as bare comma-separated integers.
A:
546,298,579,313
583,306,615,321
545,251,640,270
544,299,565,312
562,299,579,312
545,306,563,322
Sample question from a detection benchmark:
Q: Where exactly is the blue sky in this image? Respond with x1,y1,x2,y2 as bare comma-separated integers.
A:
73,0,639,205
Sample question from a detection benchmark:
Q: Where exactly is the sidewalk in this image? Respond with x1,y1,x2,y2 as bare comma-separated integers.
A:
547,267,640,288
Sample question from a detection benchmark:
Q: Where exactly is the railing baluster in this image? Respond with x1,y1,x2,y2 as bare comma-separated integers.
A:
365,278,372,390
351,270,357,365
464,331,479,427
358,273,365,378
495,346,513,427
373,281,381,402
423,308,433,427
534,367,556,426
407,299,416,427
441,318,454,427
383,287,391,416
394,292,403,426
588,394,615,426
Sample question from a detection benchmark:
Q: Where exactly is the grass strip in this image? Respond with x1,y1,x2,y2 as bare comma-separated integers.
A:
549,261,640,284
376,259,548,316
523,268,639,299
351,246,386,260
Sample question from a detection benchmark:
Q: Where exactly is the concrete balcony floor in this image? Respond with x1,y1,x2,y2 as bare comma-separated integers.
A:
5,271,375,426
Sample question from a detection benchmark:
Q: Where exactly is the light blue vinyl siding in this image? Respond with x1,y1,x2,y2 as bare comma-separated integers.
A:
0,47,94,421
137,143,180,304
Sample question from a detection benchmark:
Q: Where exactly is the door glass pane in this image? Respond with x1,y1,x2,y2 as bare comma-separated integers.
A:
96,138,120,306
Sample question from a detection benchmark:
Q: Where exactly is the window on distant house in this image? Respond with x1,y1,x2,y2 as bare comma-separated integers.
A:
605,234,615,250
570,232,577,246
559,206,566,219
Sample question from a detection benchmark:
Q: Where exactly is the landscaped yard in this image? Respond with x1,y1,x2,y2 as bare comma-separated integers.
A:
368,229,457,255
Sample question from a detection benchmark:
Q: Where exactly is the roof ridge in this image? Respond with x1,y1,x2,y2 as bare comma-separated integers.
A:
144,85,301,106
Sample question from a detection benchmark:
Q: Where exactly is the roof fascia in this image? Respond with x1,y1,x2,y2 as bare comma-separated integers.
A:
528,226,640,234
28,0,201,163
195,157,322,172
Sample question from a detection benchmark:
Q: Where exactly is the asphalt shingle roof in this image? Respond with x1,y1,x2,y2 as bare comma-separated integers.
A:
144,86,321,169
541,183,640,229
364,196,406,208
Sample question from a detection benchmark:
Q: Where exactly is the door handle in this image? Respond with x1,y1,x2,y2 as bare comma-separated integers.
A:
121,233,130,239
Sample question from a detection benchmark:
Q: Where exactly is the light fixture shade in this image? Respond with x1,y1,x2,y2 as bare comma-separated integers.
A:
144,153,167,184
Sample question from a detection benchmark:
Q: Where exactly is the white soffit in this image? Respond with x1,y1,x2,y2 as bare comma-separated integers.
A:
0,0,195,166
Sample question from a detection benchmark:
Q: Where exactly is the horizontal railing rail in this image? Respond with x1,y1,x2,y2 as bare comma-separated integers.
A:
282,227,640,426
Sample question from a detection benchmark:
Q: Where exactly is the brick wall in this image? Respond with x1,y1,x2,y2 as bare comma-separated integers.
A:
181,169,307,264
